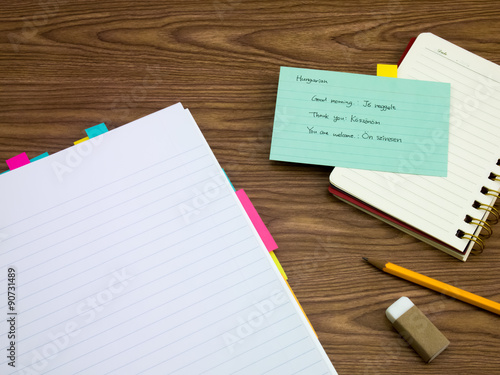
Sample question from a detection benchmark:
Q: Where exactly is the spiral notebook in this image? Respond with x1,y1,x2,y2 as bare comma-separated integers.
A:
329,33,500,261
0,103,337,374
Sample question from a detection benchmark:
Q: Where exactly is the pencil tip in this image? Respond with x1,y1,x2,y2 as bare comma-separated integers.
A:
362,257,368,261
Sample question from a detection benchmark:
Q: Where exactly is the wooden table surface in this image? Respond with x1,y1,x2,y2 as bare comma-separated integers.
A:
1,1,500,374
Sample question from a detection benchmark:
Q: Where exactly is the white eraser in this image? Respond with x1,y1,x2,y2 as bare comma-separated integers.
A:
386,296,414,323
386,296,450,362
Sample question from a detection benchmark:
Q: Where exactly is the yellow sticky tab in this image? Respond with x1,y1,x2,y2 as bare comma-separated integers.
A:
377,64,398,78
74,137,90,145
269,251,287,280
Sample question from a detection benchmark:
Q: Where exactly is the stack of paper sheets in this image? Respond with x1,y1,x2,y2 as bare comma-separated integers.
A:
0,103,336,374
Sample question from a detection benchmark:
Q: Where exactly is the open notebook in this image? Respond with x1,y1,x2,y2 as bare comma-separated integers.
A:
330,33,500,261
0,103,336,374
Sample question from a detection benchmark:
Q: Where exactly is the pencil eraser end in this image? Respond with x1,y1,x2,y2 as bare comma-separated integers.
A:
386,297,450,363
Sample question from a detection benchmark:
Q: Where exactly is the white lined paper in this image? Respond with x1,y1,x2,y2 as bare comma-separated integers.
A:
0,103,336,374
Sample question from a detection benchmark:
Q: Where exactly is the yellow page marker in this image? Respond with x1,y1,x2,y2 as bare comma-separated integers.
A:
74,136,89,145
377,64,398,77
270,251,287,280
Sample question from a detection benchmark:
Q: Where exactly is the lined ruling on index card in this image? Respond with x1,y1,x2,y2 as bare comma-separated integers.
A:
270,66,451,176
0,103,336,374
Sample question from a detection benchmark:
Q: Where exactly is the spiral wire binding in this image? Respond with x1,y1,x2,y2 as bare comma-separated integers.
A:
489,172,500,182
464,215,492,238
472,200,500,224
457,168,500,254
481,186,500,198
456,229,485,254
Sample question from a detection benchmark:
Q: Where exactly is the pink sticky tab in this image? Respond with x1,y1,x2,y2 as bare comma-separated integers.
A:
6,152,30,170
236,189,278,252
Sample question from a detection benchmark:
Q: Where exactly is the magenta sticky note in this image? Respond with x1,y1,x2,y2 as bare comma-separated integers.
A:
6,152,30,170
236,189,278,252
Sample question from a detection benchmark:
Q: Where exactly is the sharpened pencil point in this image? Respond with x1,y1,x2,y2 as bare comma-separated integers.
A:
363,258,387,270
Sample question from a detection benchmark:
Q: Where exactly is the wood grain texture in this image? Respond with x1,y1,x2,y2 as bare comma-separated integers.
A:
1,1,500,373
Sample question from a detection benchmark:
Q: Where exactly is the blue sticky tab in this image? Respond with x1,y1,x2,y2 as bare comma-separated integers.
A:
30,152,49,162
85,123,108,138
1,170,10,175
222,169,235,191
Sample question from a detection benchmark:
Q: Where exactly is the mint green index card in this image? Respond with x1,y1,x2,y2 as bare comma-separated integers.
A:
270,67,451,176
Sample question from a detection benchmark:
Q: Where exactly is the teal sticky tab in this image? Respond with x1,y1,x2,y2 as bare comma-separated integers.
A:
222,169,235,191
30,152,49,162
1,170,9,175
85,123,108,138
270,67,451,176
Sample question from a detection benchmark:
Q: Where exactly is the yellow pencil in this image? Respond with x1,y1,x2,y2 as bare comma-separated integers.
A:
364,257,500,316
